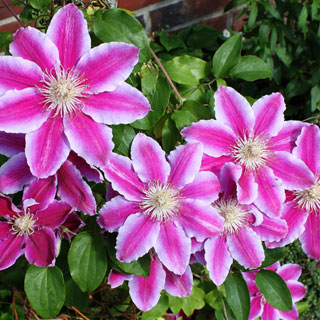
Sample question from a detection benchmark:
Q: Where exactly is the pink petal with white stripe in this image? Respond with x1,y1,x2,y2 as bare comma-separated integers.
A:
249,295,264,320
270,152,314,190
57,160,96,215
103,153,144,201
0,56,43,95
0,235,24,270
129,259,165,311
46,4,91,69
227,228,264,269
204,235,233,286
180,171,221,202
25,228,57,267
214,86,255,137
131,133,170,183
300,213,320,260
154,221,191,275
0,132,25,157
98,196,140,232
220,162,241,198
278,305,299,320
277,264,302,281
0,222,11,240
255,167,285,218
182,119,236,157
238,170,258,204
116,214,160,262
76,42,139,94
253,93,285,137
293,125,320,176
0,195,20,218
168,143,203,188
269,121,307,152
165,265,193,297
286,280,306,302
108,270,133,288
174,199,224,241
10,27,59,71
262,303,279,320
26,116,70,178
200,154,233,175
64,112,113,167
0,88,48,134
82,83,150,125
0,153,33,194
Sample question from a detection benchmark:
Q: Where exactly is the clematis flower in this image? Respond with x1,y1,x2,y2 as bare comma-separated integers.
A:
108,255,193,311
267,125,320,259
243,262,306,320
98,133,224,275
0,194,72,270
204,162,288,286
0,4,150,178
182,86,312,217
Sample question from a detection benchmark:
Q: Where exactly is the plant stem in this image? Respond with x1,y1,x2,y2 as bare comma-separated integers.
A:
1,0,25,27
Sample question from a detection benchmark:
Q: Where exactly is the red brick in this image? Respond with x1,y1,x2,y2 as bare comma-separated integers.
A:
185,0,230,19
118,0,161,11
0,20,34,33
232,9,247,31
0,0,22,20
201,14,228,31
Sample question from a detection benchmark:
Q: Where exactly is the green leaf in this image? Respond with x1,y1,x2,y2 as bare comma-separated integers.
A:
24,266,65,318
112,124,136,156
168,294,183,314
163,55,210,85
248,1,258,28
68,232,107,292
263,1,281,19
260,247,288,269
224,273,250,320
298,5,308,38
162,116,180,153
159,30,185,51
29,0,50,9
212,34,242,78
256,269,292,311
93,8,150,62
229,55,272,81
141,294,169,320
205,289,223,311
64,278,89,310
275,46,292,67
181,286,205,316
311,85,320,112
0,32,12,53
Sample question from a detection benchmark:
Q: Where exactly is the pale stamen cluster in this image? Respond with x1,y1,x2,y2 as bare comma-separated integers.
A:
39,67,87,117
10,210,36,236
214,198,249,234
231,135,270,171
293,180,320,213
140,181,181,222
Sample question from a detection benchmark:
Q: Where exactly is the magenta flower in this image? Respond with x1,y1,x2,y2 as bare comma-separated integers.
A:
0,194,72,270
182,86,313,217
243,263,306,320
0,4,150,178
98,133,223,275
267,125,320,259
204,162,288,286
108,256,193,311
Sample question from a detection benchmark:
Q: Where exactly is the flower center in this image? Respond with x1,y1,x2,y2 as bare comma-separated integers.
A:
11,211,36,236
231,135,270,171
39,67,87,117
293,180,320,212
214,199,249,233
140,182,180,222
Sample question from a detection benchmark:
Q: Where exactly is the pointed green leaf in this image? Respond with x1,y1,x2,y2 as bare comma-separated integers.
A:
141,294,169,320
181,286,205,316
260,247,288,269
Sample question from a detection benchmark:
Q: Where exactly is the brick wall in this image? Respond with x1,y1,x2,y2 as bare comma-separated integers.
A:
0,0,238,35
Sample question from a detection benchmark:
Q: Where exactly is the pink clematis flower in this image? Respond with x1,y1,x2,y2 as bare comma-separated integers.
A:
98,133,224,275
182,86,312,218
0,194,72,270
243,262,306,320
267,125,320,259
108,255,193,311
0,4,150,178
204,162,288,286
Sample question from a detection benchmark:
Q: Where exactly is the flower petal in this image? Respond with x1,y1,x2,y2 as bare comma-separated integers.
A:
0,153,34,194
46,3,91,69
57,160,96,215
128,259,165,311
131,133,170,184
10,27,59,72
103,153,144,201
253,93,285,137
165,265,193,297
0,235,24,270
0,222,11,241
277,264,302,281
286,280,306,302
300,213,320,260
98,196,140,232
182,119,236,157
0,194,20,217
238,170,259,204
0,88,48,134
278,305,299,320
64,112,113,167
227,228,264,269
116,214,160,262
261,303,279,320
249,295,264,320
168,143,203,188
0,132,25,157
25,228,57,267
154,221,191,275
108,270,133,288
76,42,139,94
26,116,70,178
214,86,255,137
201,154,234,175
82,83,150,125
204,235,233,286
